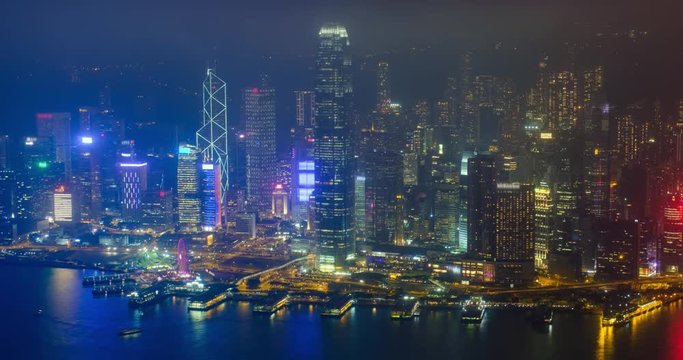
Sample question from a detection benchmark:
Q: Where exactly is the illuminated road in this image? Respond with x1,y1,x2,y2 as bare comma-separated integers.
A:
477,276,683,295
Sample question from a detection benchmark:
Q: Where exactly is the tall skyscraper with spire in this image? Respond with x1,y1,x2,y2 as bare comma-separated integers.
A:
196,68,229,222
314,24,355,272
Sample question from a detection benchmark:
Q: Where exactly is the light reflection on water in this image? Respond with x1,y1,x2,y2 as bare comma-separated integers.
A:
4,265,683,360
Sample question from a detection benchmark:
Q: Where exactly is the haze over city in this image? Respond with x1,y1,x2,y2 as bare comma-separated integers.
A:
1,1,683,359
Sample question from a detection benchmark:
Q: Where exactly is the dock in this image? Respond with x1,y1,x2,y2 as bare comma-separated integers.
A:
82,274,134,288
128,281,180,307
321,294,355,317
602,299,662,327
188,285,231,311
92,283,136,297
253,293,289,314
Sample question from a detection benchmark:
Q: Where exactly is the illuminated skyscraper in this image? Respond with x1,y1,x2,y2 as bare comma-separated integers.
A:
75,136,102,223
0,135,8,170
15,137,59,228
200,163,222,231
0,166,16,243
271,184,289,219
0,169,13,219
244,77,277,212
53,184,78,223
662,194,683,274
292,91,316,225
548,71,577,131
595,219,642,280
354,175,366,240
580,66,604,115
494,183,535,284
554,183,579,252
534,182,552,272
459,52,478,147
314,24,355,272
84,109,126,218
376,62,391,114
467,154,496,258
141,190,173,230
531,55,550,122
434,182,459,249
495,183,535,261
177,144,201,232
36,112,72,175
458,151,474,253
196,68,229,215
119,162,148,223
358,124,404,244
676,98,683,164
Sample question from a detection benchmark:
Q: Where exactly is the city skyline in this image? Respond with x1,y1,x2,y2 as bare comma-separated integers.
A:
2,3,683,360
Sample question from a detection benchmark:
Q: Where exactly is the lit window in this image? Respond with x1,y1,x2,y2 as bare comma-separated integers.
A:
298,161,314,171
299,173,314,186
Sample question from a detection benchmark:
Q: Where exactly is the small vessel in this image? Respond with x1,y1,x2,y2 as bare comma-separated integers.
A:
530,305,553,325
391,297,420,320
461,297,486,324
118,328,142,336
34,309,43,316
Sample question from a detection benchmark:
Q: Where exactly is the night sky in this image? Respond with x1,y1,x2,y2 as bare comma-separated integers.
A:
1,0,682,144
2,0,678,63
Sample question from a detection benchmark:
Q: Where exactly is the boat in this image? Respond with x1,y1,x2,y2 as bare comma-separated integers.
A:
530,305,554,325
461,297,486,324
391,297,420,320
118,328,142,336
34,309,43,316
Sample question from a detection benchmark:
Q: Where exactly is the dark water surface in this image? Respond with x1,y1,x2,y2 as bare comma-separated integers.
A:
1,265,682,360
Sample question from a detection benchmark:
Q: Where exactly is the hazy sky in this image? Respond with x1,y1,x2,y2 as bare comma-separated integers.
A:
2,0,678,65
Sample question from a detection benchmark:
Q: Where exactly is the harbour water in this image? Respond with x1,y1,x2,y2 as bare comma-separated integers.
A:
2,264,682,360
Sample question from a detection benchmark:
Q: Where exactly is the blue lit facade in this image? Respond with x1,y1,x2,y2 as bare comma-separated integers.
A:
292,91,316,225
200,163,222,231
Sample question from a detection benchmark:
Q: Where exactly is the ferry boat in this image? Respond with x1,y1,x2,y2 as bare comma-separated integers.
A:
391,297,420,320
321,294,355,318
253,294,289,314
118,328,142,336
461,297,486,324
